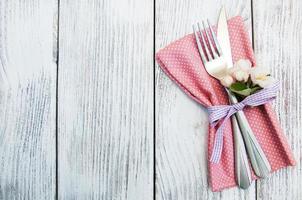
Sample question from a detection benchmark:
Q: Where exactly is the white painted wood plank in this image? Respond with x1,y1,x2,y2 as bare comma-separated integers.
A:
156,0,256,199
253,0,302,199
58,0,153,199
0,0,57,199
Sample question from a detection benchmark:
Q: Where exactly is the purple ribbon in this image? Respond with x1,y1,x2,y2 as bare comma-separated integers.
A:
207,81,280,163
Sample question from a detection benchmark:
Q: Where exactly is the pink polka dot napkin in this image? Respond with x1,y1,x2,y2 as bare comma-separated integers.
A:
156,16,296,192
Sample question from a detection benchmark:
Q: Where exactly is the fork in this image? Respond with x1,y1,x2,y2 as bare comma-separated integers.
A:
193,19,272,187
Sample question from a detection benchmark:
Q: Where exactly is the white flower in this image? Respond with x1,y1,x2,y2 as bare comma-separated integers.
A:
234,59,252,72
250,67,276,88
220,75,234,87
228,59,252,82
233,70,249,82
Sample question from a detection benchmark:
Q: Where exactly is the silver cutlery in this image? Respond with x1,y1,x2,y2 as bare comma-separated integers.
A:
193,21,252,189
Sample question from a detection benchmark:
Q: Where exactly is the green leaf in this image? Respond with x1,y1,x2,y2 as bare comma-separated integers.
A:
229,82,251,97
250,86,261,94
230,88,252,97
230,82,248,91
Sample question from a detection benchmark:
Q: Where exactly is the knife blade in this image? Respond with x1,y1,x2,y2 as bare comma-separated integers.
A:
217,6,233,69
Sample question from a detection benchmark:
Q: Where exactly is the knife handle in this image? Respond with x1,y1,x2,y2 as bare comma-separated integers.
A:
227,90,271,178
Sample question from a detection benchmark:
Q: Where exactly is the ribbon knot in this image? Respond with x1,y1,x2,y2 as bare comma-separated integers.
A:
232,102,245,111
207,82,280,163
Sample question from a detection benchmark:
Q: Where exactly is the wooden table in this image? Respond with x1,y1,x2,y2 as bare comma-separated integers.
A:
0,0,301,199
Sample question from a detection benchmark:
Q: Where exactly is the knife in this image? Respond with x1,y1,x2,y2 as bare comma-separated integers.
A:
217,7,233,69
217,6,271,179
217,6,252,189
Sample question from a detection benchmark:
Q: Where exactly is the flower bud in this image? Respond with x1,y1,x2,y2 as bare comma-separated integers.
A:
233,70,249,82
234,59,252,71
220,75,234,87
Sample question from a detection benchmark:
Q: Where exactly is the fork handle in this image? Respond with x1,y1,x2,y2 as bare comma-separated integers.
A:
231,114,252,189
227,90,272,178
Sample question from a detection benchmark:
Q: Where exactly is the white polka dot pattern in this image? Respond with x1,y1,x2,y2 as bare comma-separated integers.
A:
156,16,296,192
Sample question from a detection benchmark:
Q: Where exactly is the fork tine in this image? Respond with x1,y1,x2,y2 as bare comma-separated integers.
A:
202,20,218,59
197,22,212,61
207,19,222,56
193,25,207,64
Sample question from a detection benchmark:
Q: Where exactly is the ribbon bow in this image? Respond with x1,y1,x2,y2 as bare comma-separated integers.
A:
207,81,280,163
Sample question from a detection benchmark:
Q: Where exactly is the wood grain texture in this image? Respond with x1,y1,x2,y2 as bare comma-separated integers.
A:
156,0,256,199
253,0,302,199
58,0,153,199
0,0,57,199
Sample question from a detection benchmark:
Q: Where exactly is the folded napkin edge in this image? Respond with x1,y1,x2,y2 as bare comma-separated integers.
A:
155,15,244,56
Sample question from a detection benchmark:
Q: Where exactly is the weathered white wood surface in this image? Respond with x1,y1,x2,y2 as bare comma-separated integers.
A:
253,0,302,199
156,0,256,199
58,0,153,199
0,0,301,199
0,0,57,199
